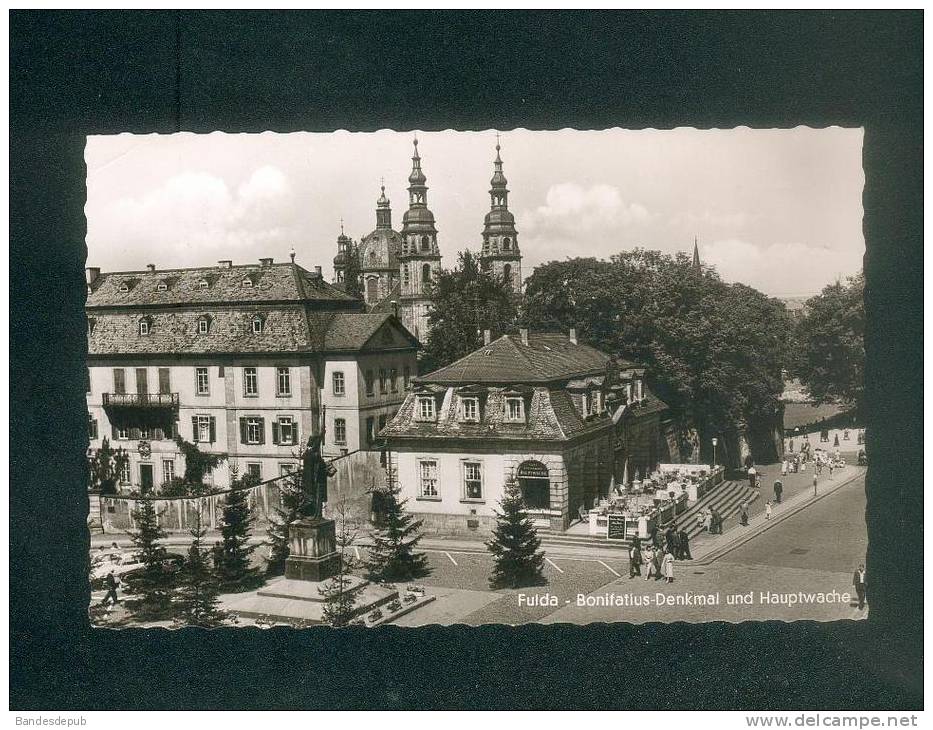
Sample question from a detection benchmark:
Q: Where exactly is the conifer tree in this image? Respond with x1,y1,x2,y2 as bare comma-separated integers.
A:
319,496,361,626
265,466,309,576
214,479,261,592
174,507,228,627
125,499,174,619
486,476,546,589
366,464,429,582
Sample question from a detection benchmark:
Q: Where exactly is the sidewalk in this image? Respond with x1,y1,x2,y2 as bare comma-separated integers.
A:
686,464,864,564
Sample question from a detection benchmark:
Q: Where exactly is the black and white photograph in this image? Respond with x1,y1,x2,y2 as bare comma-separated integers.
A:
10,9,922,715
84,127,869,629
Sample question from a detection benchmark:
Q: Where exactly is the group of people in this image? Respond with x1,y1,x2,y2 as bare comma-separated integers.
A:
697,507,723,534
628,523,692,581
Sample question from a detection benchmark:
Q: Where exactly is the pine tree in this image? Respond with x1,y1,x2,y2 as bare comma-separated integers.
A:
319,496,361,627
486,476,546,589
174,507,228,627
125,499,174,619
366,468,429,583
265,466,309,576
214,483,261,592
88,436,129,496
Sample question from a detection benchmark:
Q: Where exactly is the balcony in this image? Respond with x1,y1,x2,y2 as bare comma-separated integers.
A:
103,392,179,409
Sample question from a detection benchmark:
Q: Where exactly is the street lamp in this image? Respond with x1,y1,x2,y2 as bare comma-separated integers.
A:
712,437,718,467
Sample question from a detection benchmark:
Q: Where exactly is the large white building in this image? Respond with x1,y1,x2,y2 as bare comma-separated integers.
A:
85,258,418,492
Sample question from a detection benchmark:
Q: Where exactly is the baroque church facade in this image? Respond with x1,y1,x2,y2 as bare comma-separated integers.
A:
333,137,522,343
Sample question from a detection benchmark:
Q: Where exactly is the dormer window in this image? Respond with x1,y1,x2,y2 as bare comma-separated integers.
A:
138,318,152,336
198,279,209,290
118,283,130,293
157,282,168,292
460,397,480,422
252,315,265,334
417,395,436,421
505,397,525,422
242,277,253,288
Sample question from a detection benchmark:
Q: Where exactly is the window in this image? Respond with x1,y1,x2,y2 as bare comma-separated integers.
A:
244,367,258,396
422,263,431,286
334,418,347,445
420,235,431,252
419,460,439,497
365,370,374,396
379,369,388,394
503,237,511,250
252,316,264,334
366,277,378,303
463,462,483,500
403,265,410,289
273,416,296,445
277,367,291,396
505,397,525,422
417,396,436,420
119,461,131,485
113,368,126,394
138,320,150,336
242,277,253,288
247,463,261,480
366,417,375,446
589,390,602,415
85,367,92,394
390,368,398,393
503,263,512,281
279,463,296,477
194,415,214,444
118,283,129,293
116,426,129,440
135,368,148,395
403,365,411,389
158,368,171,394
162,459,175,484
460,397,479,422
198,318,209,335
241,417,264,445
88,413,98,440
139,426,151,439
332,371,345,396
195,367,209,395
157,282,168,292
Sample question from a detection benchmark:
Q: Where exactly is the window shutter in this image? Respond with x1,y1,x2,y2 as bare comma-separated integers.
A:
130,427,140,440
257,418,266,445
154,426,164,441
191,416,198,442
209,417,216,443
271,420,280,445
239,418,248,445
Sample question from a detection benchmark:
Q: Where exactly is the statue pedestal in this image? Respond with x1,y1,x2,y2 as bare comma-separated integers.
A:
284,517,340,583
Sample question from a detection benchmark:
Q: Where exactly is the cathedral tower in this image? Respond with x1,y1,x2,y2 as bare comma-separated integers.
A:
480,135,522,295
332,221,354,287
358,184,402,306
399,137,441,341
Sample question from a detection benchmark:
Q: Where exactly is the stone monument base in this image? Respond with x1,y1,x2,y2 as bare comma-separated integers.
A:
284,517,340,583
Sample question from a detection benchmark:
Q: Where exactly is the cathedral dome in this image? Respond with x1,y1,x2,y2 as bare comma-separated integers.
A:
402,206,436,227
359,228,402,272
484,207,515,227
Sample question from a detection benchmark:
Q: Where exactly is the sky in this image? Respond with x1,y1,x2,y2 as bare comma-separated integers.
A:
85,127,864,297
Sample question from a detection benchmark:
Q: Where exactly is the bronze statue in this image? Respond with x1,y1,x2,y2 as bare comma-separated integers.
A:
299,435,336,520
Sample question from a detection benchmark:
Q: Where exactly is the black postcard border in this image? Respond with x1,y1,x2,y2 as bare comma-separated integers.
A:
10,10,923,710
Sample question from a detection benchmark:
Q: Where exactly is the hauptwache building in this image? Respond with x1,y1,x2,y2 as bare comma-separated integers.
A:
85,257,419,492
333,136,523,343
380,329,669,535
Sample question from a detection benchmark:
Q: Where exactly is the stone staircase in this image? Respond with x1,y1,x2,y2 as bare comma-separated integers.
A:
536,479,759,552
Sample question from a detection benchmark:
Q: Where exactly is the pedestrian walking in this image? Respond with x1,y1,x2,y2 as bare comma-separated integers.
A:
643,546,656,581
629,542,642,578
765,501,773,521
678,527,692,560
747,466,757,489
653,548,663,581
101,571,120,606
739,503,749,526
662,550,675,583
781,459,788,477
852,564,867,610
828,462,835,479
774,479,783,504
812,473,818,497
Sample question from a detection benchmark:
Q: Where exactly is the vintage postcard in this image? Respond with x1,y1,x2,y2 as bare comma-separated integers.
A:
84,127,867,629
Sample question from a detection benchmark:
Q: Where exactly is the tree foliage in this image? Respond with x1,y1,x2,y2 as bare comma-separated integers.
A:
486,476,546,589
366,465,429,583
265,465,309,576
214,472,261,592
174,507,228,628
521,250,792,463
342,242,363,300
790,273,864,415
173,435,227,491
87,437,129,495
319,496,362,627
125,499,174,620
420,250,520,373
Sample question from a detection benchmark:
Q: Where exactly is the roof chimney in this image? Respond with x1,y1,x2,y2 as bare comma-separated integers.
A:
289,247,296,263
391,300,399,319
85,267,101,286
146,263,156,272
519,328,528,346
260,257,274,268
218,259,233,269
483,329,491,346
569,327,577,345
314,265,323,277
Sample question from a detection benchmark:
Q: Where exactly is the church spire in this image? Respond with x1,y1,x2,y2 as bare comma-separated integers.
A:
693,236,701,270
376,180,392,229
481,133,521,295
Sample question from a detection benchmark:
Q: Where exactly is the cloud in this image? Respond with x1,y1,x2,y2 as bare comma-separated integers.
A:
86,166,297,268
700,238,862,296
670,209,751,229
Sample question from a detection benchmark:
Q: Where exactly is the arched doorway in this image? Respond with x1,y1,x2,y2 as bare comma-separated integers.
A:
517,460,550,509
